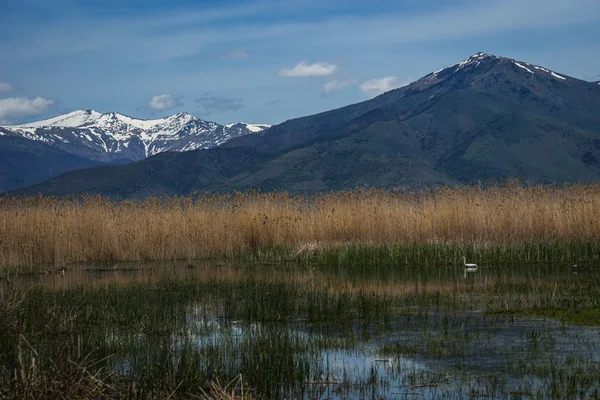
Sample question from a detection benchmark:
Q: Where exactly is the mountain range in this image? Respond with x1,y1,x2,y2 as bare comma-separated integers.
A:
6,52,600,198
0,111,269,191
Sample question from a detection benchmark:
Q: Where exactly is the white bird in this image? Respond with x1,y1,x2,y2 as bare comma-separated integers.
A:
463,257,478,278
463,256,478,269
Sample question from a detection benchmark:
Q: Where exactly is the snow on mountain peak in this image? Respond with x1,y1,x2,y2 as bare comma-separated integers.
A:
425,52,500,79
509,60,570,81
1,110,270,162
225,122,272,133
15,109,103,128
460,52,498,65
244,123,272,133
420,52,572,83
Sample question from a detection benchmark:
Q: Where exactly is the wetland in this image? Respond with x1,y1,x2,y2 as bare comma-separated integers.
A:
1,184,600,398
1,261,599,399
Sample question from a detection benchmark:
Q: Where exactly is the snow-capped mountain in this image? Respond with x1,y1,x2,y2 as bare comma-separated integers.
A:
417,52,572,87
7,52,600,197
0,110,270,162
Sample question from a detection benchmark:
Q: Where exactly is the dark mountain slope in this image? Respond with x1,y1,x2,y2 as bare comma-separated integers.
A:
0,136,105,192
217,54,600,190
9,147,273,198
10,53,600,197
225,53,599,154
0,111,270,191
222,128,457,193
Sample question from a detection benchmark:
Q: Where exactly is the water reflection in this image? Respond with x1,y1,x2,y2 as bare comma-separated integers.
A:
6,259,595,293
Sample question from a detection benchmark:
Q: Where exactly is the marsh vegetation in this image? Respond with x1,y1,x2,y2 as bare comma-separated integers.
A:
1,184,599,398
1,261,599,398
2,182,600,271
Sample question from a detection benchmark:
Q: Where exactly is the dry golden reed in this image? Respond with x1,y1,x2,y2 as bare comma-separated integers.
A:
1,182,600,267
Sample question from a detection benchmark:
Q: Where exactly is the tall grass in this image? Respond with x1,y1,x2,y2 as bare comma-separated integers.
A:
2,182,600,268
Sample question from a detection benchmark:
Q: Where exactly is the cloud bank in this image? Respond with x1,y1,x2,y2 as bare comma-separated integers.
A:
278,61,337,77
0,97,55,124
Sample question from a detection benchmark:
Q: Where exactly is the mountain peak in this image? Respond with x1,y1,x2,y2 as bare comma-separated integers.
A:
468,51,500,60
174,112,193,117
416,52,574,86
168,112,197,123
81,109,102,116
1,110,270,162
14,109,103,128
225,122,272,133
422,52,502,81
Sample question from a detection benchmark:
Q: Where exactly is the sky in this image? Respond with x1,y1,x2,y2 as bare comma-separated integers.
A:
0,0,599,125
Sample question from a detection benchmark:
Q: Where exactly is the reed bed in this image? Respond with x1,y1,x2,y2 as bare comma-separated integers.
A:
2,182,600,268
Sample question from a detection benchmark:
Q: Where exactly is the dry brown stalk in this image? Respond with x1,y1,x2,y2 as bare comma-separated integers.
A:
199,375,255,400
1,183,599,267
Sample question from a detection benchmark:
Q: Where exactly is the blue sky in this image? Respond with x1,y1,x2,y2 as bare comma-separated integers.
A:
0,0,599,125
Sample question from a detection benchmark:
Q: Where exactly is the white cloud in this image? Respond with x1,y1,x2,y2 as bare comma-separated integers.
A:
0,97,55,124
0,83,14,93
359,77,408,97
148,94,181,111
323,79,355,95
278,61,337,78
223,50,250,59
